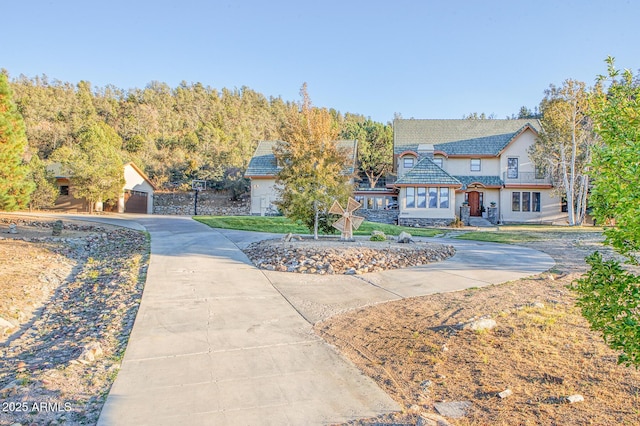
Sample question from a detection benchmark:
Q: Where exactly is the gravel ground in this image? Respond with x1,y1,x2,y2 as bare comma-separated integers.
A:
0,216,149,426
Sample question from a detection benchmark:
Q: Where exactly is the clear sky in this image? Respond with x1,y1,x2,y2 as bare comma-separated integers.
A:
4,0,639,123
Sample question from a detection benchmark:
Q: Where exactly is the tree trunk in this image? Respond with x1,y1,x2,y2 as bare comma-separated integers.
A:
313,200,319,240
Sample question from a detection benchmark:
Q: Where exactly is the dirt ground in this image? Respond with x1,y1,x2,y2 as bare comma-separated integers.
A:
2,217,638,425
318,231,640,425
0,215,149,426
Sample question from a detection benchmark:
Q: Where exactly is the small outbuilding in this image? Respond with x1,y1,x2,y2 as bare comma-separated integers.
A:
49,161,156,214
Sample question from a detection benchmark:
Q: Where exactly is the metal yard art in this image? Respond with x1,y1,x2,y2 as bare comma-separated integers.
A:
329,197,364,240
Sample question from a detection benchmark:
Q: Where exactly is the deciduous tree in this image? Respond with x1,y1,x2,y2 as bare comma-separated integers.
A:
52,122,124,213
275,84,354,239
573,57,640,367
529,79,599,225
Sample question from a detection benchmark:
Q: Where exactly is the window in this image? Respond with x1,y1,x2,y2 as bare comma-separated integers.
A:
535,166,546,180
406,187,415,208
470,159,481,172
417,187,427,208
403,157,415,169
428,188,438,208
507,158,519,179
522,192,531,212
532,192,541,212
433,157,443,168
59,185,69,196
512,192,521,211
512,191,541,212
561,196,568,212
439,188,449,208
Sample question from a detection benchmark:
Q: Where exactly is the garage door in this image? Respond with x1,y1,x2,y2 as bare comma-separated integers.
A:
124,190,148,213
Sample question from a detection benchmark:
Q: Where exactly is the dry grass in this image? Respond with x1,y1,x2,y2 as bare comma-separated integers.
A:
317,233,640,425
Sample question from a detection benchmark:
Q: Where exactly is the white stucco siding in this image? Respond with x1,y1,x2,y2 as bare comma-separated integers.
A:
123,163,155,214
499,129,538,176
499,188,566,224
445,157,500,175
249,178,280,215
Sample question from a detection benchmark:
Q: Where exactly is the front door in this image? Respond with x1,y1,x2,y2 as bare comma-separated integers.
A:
467,191,482,216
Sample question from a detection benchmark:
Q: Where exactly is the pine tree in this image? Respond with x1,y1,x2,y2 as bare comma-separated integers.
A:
0,73,34,210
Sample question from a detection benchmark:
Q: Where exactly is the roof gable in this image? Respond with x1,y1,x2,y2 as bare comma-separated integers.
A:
395,157,461,186
394,119,541,157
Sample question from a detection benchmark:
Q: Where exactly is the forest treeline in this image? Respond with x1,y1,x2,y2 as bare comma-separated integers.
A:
9,74,375,190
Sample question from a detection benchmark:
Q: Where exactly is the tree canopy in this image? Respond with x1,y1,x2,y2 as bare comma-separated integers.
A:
573,57,640,367
341,118,392,188
275,84,354,238
8,74,371,191
51,122,125,212
0,73,34,210
530,79,599,225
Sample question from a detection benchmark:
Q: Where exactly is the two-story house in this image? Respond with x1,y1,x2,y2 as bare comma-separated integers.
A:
392,119,564,225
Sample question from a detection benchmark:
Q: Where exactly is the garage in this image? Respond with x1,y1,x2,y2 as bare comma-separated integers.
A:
124,190,149,213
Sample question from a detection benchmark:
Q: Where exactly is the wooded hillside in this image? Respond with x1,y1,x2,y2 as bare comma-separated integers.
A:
9,74,375,190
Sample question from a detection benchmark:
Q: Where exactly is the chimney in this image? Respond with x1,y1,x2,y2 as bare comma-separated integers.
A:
417,143,434,159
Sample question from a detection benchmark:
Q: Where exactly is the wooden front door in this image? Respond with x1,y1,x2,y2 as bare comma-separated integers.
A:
467,191,481,216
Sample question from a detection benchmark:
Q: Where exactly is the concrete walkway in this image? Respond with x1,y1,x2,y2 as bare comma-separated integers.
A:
97,216,400,426
219,229,555,324
13,214,554,424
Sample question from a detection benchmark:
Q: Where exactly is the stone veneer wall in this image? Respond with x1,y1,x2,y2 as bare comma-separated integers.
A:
398,217,454,227
358,209,399,225
153,191,250,216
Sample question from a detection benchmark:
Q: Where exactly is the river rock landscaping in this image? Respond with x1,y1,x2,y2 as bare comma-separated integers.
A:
0,216,149,426
242,237,455,275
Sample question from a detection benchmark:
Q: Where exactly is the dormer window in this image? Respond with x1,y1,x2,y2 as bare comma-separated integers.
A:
403,157,415,169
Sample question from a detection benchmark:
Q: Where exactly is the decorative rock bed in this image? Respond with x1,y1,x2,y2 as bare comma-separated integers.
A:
243,238,455,275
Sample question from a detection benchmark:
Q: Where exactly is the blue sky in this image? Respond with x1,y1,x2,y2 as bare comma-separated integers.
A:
4,0,639,123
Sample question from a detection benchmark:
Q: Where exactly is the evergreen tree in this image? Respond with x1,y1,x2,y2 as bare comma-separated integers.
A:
0,73,34,210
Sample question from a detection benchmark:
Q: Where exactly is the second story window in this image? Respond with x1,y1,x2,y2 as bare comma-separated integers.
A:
507,157,519,178
433,157,443,168
470,158,481,172
403,157,415,169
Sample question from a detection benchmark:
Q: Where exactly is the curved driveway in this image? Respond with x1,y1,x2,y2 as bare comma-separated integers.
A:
30,214,553,425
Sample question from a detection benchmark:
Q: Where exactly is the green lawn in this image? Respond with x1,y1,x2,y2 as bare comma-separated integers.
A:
453,231,542,244
194,215,442,237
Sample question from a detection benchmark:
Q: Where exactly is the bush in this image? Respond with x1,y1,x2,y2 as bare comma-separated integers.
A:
370,231,387,241
573,252,640,367
450,216,464,228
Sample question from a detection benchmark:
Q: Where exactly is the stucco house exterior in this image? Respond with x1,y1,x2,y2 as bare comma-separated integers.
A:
392,119,565,226
49,162,156,214
244,140,358,216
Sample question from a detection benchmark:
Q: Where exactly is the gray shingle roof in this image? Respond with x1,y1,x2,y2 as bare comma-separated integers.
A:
245,140,358,178
394,119,541,156
453,175,503,190
244,141,281,177
395,157,462,186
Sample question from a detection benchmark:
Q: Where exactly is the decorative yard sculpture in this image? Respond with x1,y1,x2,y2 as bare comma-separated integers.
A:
329,197,364,240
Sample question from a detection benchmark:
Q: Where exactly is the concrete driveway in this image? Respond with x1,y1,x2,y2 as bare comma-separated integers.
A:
17,214,554,425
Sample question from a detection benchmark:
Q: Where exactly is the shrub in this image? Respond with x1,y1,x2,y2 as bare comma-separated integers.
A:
370,231,387,242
